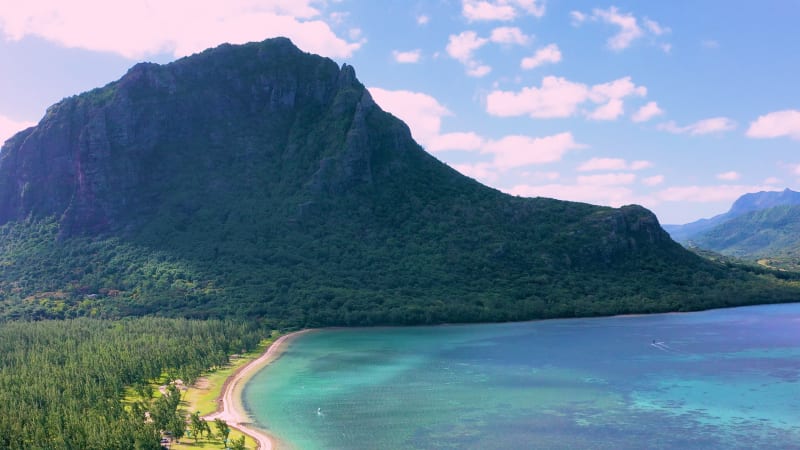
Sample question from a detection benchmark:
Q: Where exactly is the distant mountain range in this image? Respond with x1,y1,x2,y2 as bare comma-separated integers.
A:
665,188,800,268
0,38,797,325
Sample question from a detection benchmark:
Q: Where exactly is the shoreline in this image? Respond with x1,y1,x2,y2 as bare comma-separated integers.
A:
204,329,312,450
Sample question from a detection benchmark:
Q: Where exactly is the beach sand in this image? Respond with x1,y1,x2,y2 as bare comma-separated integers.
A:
205,329,311,450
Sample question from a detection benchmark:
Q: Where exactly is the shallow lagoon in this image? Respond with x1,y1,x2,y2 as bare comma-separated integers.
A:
244,304,800,449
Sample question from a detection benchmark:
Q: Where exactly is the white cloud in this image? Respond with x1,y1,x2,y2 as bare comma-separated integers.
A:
508,183,643,207
577,172,637,185
490,26,531,45
392,49,421,63
658,117,736,135
462,0,544,22
657,185,775,203
643,18,670,36
513,0,546,17
702,39,719,49
578,158,627,171
486,75,646,120
482,132,585,170
642,175,665,186
589,76,647,101
467,64,492,77
0,0,362,59
630,160,653,170
446,30,492,77
446,31,488,63
368,87,451,147
452,162,498,183
520,43,561,69
746,110,800,140
429,132,484,152
578,158,653,172
632,101,664,122
716,171,741,181
570,11,587,26
417,14,430,25
592,6,643,50
348,28,363,40
764,176,781,185
0,114,36,145
572,7,670,52
369,86,581,183
507,161,658,207
329,11,349,25
487,76,589,118
587,99,625,121
529,171,561,181
463,0,516,21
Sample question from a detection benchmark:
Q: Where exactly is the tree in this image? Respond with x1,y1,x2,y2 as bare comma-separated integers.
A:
190,411,205,442
229,435,246,450
168,412,186,443
214,418,231,445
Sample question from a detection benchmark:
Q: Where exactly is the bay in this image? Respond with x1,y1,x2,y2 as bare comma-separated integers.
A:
243,304,800,449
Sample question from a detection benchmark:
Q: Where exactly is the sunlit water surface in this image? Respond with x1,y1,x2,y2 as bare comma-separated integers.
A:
244,304,800,449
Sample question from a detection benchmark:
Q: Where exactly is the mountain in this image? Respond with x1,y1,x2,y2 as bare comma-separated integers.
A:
0,38,797,325
664,188,800,242
688,204,800,269
664,188,800,269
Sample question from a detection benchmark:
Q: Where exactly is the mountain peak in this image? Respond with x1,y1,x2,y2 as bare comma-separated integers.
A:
2,37,794,324
0,38,376,234
664,188,800,243
729,188,800,216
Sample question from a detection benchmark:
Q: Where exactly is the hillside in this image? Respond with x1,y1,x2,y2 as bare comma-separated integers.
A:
0,38,797,326
688,204,800,269
665,188,800,242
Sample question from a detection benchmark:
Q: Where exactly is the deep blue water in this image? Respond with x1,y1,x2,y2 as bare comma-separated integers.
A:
244,304,800,449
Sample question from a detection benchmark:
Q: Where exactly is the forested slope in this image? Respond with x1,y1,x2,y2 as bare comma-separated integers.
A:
0,38,797,326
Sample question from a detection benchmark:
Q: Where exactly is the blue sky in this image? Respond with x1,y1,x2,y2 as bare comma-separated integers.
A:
1,1,799,224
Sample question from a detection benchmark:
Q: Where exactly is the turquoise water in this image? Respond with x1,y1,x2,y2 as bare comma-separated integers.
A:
244,304,800,449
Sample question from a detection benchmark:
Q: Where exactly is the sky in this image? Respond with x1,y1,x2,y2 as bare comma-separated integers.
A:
1,1,799,224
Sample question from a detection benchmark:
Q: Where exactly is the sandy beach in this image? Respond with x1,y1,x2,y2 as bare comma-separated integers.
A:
205,329,311,450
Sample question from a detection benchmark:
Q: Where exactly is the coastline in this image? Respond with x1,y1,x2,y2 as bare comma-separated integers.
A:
204,329,312,450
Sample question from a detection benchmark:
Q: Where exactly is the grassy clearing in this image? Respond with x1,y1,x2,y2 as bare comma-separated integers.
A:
182,331,279,416
120,331,279,449
170,331,281,449
169,428,254,450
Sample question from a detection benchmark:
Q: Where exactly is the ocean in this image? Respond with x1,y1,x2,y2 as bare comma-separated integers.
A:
243,303,800,449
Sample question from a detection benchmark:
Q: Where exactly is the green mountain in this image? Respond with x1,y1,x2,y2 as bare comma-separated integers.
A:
0,38,797,325
664,188,800,242
689,204,800,269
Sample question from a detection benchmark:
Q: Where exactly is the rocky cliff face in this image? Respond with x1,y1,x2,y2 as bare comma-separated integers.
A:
0,38,384,234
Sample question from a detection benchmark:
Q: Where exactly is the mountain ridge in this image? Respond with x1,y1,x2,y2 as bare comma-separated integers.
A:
686,204,800,269
0,38,797,325
664,188,800,242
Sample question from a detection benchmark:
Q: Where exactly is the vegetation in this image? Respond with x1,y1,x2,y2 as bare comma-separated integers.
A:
1,38,798,327
1,209,799,328
0,317,264,449
688,204,800,270
3,36,797,450
181,333,277,417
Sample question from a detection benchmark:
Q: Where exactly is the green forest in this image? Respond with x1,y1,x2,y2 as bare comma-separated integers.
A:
1,215,799,328
0,317,265,449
